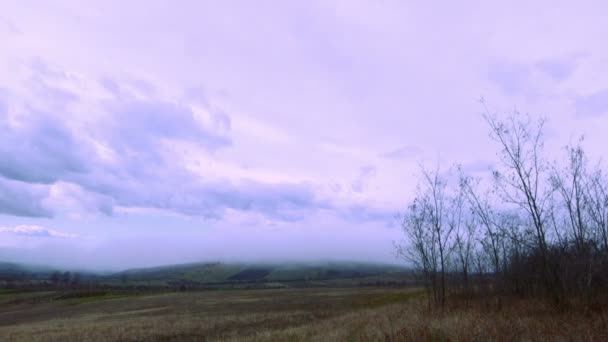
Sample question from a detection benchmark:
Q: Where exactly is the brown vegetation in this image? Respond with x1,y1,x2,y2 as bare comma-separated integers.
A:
397,107,608,310
1,288,607,341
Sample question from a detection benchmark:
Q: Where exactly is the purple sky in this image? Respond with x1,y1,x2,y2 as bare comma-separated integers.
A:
1,1,608,270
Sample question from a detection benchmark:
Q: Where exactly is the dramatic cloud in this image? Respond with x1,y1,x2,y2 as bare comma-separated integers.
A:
0,110,89,185
0,63,331,222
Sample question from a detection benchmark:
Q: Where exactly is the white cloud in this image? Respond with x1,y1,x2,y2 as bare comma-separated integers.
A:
0,225,77,238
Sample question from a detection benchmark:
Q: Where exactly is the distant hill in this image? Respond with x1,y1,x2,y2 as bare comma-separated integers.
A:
0,261,413,288
111,261,410,287
0,262,56,281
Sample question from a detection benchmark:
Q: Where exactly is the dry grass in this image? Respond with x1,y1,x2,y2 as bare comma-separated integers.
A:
1,288,607,341
234,297,608,341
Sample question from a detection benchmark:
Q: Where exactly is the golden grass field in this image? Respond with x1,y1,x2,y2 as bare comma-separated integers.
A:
1,287,608,341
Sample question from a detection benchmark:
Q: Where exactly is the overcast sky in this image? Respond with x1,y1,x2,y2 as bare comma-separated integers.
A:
1,1,608,270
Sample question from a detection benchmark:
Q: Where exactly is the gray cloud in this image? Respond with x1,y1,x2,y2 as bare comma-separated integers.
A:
28,57,70,82
79,173,324,221
488,57,579,97
383,145,422,160
339,205,397,226
0,17,20,34
0,177,51,217
100,77,157,98
184,86,231,133
226,181,325,221
103,99,231,152
0,92,6,115
0,66,330,222
487,62,530,96
99,78,121,97
535,57,578,82
351,165,376,193
575,89,608,117
0,111,90,184
459,160,495,175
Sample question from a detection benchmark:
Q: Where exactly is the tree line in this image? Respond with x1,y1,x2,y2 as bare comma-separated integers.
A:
398,106,608,308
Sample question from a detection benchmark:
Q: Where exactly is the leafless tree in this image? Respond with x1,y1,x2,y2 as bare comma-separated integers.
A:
551,140,592,250
398,104,608,307
453,213,476,296
397,165,461,307
482,106,561,302
397,196,438,306
460,175,502,277
587,168,608,251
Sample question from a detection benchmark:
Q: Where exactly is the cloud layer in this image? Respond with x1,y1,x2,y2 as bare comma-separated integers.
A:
0,225,76,238
1,1,608,267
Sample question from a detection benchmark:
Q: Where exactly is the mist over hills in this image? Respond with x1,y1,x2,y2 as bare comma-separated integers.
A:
0,260,411,288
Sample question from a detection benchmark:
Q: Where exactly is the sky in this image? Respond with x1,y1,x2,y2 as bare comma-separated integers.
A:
1,1,608,270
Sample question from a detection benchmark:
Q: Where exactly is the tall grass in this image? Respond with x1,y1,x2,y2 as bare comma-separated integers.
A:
2,289,607,341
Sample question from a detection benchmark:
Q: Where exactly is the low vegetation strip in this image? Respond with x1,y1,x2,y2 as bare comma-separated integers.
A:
0,287,420,340
1,288,606,341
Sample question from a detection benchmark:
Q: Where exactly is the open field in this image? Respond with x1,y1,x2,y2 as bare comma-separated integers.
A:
0,287,420,341
2,287,608,341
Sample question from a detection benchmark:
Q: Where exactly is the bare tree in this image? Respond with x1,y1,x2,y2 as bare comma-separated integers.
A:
551,140,591,251
482,107,560,302
423,166,458,307
62,271,72,286
453,213,476,296
397,196,438,307
50,271,61,286
587,168,608,251
398,104,608,307
397,165,458,307
460,175,502,278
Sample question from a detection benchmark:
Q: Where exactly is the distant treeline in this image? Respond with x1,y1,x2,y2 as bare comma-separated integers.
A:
398,106,608,308
0,261,414,291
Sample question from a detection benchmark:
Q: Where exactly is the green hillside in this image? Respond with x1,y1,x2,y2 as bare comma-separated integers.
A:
112,261,409,286
1,261,412,288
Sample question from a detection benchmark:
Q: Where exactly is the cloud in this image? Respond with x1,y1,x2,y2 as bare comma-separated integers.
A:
535,57,578,82
46,182,115,217
351,165,376,193
102,99,231,152
458,160,495,175
0,110,90,185
0,225,77,238
0,177,51,217
0,63,332,222
1,0,608,268
383,146,422,160
575,89,608,117
228,181,325,221
487,57,579,97
487,62,530,96
338,204,397,226
0,92,7,115
0,17,20,34
90,178,324,221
